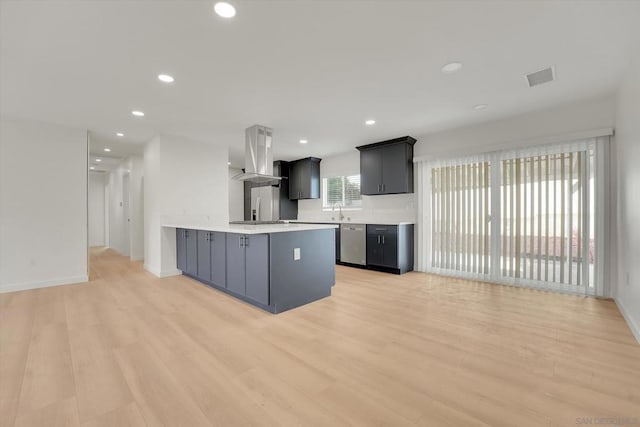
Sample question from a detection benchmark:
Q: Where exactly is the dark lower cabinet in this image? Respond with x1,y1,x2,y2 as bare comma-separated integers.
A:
366,224,414,274
225,233,270,305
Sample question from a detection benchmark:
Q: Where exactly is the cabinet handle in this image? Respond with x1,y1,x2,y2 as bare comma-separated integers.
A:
382,235,385,244
377,235,381,244
239,236,244,248
244,236,249,247
382,183,385,192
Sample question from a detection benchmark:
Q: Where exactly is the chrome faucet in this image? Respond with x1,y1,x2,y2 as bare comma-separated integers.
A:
332,202,344,221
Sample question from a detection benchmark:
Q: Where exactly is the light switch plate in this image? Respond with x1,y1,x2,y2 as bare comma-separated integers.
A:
293,248,301,260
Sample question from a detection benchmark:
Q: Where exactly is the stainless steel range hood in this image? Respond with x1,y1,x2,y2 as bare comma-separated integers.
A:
232,125,282,184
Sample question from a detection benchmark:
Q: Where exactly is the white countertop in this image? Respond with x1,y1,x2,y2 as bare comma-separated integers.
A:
162,223,338,234
289,220,414,226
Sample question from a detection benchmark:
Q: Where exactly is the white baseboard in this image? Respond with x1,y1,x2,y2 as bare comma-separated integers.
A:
144,264,181,278
616,298,640,344
0,275,89,294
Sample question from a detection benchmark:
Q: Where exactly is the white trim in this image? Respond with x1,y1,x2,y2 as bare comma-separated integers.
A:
616,298,640,344
0,275,89,294
413,128,614,163
144,264,181,278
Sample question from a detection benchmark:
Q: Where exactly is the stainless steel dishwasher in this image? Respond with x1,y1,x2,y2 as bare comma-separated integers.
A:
340,224,366,265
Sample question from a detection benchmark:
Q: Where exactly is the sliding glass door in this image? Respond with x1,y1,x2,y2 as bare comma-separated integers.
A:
418,138,603,296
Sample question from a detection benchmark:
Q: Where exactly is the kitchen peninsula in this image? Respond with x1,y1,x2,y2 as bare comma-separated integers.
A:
163,223,338,313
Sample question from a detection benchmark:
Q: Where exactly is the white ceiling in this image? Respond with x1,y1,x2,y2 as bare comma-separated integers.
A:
2,0,640,168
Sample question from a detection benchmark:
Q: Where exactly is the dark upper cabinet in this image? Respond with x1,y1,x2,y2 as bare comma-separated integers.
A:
366,224,414,274
289,157,321,200
357,136,416,195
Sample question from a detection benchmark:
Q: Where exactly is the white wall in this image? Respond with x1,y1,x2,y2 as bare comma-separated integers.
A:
88,171,106,246
144,134,229,277
613,52,640,342
0,117,88,292
229,167,244,221
297,150,416,224
414,96,615,159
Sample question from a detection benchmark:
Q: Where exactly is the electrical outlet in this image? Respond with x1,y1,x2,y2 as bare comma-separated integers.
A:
293,248,301,261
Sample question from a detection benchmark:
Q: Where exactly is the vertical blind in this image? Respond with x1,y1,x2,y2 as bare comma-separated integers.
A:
430,161,491,275
416,138,605,296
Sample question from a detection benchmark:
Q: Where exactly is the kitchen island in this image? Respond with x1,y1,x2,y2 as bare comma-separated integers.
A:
163,223,338,313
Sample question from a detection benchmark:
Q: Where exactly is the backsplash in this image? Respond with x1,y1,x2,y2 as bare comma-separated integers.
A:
297,192,417,224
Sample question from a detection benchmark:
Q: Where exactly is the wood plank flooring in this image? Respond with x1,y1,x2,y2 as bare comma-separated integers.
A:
1,247,639,426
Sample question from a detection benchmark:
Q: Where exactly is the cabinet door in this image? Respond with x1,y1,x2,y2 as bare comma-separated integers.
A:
196,231,212,281
288,161,301,200
381,144,408,194
185,229,198,276
210,232,226,287
360,149,382,195
366,226,384,266
226,233,246,296
176,228,187,272
381,228,399,268
244,234,270,305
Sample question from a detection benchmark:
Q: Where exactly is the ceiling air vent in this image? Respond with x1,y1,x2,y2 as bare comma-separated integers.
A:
525,67,555,87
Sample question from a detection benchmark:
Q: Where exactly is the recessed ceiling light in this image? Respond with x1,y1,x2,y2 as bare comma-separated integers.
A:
299,139,308,144
158,74,175,83
116,132,124,137
473,104,488,110
131,110,145,117
441,62,463,74
365,119,376,125
90,166,95,170
214,2,236,18
104,148,111,152
227,162,231,166
95,159,102,162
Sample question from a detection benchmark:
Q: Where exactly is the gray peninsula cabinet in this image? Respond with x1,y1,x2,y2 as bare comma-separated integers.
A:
176,228,198,277
174,226,336,313
226,233,269,305
357,136,416,195
196,231,226,287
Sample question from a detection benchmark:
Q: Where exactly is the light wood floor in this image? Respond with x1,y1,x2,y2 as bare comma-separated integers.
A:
1,248,639,426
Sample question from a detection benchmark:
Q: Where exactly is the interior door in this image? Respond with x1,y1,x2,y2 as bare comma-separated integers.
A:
226,233,246,296
122,173,131,256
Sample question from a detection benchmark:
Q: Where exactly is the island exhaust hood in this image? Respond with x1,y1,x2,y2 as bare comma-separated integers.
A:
232,125,282,184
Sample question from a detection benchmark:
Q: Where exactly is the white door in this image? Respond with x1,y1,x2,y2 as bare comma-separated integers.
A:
122,173,130,257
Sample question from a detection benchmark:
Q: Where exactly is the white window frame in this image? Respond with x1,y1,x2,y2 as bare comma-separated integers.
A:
322,175,362,211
